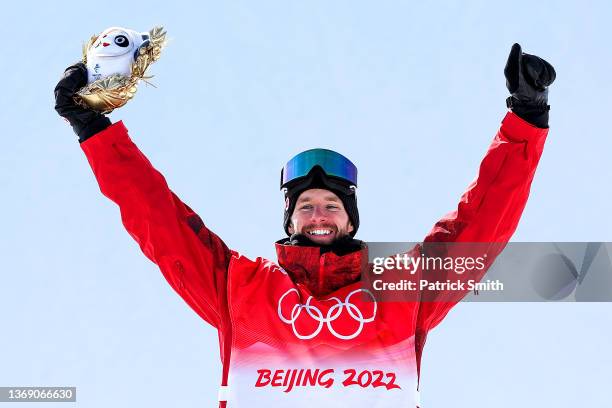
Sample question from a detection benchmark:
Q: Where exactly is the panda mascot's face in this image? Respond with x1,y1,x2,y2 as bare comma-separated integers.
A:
86,27,149,83
92,29,134,57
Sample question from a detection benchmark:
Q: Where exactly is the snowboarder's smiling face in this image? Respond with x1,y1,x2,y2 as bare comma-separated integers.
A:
288,188,354,245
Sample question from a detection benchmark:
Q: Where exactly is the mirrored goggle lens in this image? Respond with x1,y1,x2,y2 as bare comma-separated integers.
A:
281,149,357,188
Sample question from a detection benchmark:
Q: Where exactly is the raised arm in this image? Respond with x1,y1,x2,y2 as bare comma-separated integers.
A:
423,111,547,246
414,45,555,365
55,64,231,329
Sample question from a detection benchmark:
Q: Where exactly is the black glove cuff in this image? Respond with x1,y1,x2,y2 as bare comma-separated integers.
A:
506,96,550,129
77,116,112,143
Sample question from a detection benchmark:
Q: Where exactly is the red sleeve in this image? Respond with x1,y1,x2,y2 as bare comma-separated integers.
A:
80,121,232,330
415,112,548,334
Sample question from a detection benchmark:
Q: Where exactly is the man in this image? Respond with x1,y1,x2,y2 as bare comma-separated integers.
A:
55,43,555,407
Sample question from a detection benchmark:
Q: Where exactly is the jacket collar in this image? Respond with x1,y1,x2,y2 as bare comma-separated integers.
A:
275,235,368,297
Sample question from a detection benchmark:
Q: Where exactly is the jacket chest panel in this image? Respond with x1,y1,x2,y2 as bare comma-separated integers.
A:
227,257,417,352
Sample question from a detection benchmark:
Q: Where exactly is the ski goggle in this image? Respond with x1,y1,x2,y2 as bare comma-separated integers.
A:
280,148,358,189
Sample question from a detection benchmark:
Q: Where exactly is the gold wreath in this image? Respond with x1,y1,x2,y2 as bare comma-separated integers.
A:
75,26,166,113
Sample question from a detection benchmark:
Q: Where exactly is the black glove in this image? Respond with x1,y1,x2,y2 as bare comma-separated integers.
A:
504,43,556,128
54,63,111,142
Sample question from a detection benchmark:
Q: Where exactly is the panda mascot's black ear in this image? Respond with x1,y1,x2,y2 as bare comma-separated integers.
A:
134,34,151,59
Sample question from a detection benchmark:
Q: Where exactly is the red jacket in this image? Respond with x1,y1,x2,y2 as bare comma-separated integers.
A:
81,112,547,407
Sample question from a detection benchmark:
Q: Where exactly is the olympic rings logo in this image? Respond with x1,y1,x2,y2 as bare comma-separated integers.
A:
277,288,377,340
